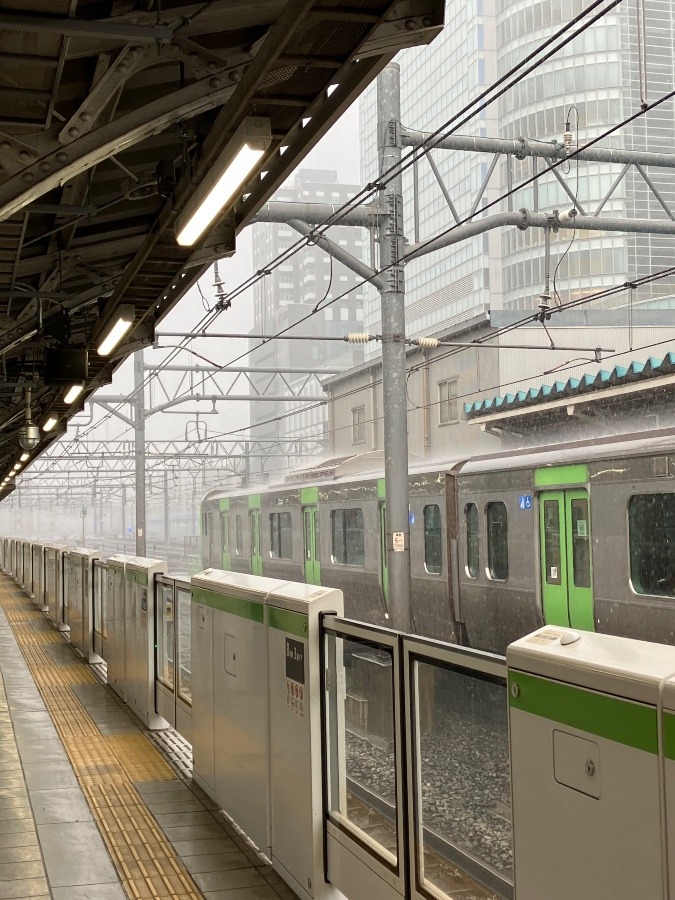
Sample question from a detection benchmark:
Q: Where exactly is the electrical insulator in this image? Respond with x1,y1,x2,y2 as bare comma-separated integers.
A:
416,337,440,349
345,332,373,344
563,130,573,155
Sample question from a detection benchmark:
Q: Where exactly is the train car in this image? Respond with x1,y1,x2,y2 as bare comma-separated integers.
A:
201,428,675,654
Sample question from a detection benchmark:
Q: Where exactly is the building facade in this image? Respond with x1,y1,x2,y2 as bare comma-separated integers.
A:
358,0,675,336
359,0,501,342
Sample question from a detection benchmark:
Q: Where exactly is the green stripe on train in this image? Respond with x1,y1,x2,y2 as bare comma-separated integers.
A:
508,670,657,754
300,487,318,505
534,464,589,487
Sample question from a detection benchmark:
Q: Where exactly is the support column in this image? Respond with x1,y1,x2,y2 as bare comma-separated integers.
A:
377,63,411,632
164,470,169,543
134,351,147,557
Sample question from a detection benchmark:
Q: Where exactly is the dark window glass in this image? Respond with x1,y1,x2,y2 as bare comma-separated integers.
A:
629,494,675,596
331,509,365,566
487,502,508,580
570,498,591,588
270,512,293,559
235,515,243,555
221,513,228,553
543,500,562,585
466,503,479,578
424,505,442,575
304,510,312,560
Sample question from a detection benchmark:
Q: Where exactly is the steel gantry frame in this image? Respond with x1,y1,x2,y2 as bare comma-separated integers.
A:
17,64,675,619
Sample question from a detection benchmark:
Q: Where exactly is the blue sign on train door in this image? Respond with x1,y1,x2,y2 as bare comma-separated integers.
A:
518,494,533,510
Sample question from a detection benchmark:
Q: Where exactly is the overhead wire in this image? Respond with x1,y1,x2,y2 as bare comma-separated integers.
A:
36,0,636,466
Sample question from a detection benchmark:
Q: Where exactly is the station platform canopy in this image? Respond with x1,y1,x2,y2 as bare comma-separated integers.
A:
0,0,444,497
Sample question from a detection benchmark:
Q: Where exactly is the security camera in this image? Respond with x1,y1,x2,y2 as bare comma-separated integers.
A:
18,423,40,452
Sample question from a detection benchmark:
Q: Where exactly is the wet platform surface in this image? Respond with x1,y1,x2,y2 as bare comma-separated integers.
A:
0,576,298,900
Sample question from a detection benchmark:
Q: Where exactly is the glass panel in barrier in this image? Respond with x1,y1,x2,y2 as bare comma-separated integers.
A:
412,661,512,898
326,633,398,865
93,566,102,638
156,584,175,691
176,587,192,704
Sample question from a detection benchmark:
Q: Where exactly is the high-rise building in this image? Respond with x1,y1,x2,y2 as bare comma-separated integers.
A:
359,0,675,333
360,0,501,342
497,0,675,310
248,169,367,478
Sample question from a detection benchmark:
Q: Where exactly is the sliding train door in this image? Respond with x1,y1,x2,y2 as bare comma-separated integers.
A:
539,489,594,631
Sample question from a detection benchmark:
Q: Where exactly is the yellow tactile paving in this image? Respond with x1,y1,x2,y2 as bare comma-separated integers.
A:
0,581,203,900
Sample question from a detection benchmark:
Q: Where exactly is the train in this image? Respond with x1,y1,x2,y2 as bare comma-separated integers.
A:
201,426,675,654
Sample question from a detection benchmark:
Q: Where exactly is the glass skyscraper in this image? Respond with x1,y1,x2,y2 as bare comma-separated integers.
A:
359,0,675,334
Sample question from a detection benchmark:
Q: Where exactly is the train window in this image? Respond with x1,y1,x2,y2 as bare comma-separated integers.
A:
331,508,365,566
570,498,591,588
220,513,228,555
466,503,479,578
629,494,675,597
235,515,243,555
543,500,562,585
423,505,442,575
486,502,508,580
270,512,293,559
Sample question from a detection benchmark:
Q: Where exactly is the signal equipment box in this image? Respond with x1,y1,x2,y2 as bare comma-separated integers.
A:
191,569,343,900
507,627,675,900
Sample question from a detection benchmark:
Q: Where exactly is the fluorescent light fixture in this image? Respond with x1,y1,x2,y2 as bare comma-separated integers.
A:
20,453,29,462
43,416,58,433
176,117,271,247
12,464,20,472
64,384,84,404
97,305,135,356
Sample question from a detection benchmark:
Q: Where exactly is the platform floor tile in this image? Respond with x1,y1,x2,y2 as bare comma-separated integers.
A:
0,575,300,900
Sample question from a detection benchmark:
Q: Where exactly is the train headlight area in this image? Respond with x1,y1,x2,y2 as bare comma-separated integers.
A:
3,537,675,898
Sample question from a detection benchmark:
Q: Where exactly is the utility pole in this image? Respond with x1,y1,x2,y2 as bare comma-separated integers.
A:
378,63,412,632
134,350,147,556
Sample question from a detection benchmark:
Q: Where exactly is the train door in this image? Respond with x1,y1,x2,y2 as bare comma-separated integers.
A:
303,506,321,585
379,502,389,607
539,489,594,631
250,510,262,576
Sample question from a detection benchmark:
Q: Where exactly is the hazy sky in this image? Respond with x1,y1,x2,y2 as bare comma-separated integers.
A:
65,101,363,445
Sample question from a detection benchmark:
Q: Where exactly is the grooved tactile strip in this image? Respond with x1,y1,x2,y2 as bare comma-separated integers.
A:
0,581,203,900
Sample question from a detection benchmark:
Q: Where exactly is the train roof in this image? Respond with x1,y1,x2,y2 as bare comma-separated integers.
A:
458,425,675,475
202,426,675,503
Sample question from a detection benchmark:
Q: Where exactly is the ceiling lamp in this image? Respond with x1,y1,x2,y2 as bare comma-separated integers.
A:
97,305,135,356
64,384,84,405
43,416,58,433
175,117,271,247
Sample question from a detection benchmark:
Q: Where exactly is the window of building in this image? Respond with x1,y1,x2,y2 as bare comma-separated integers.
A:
270,512,293,559
629,494,675,596
235,515,243,555
331,509,365,566
423,505,442,575
466,503,479,578
486,502,508,580
352,406,365,444
438,380,458,424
